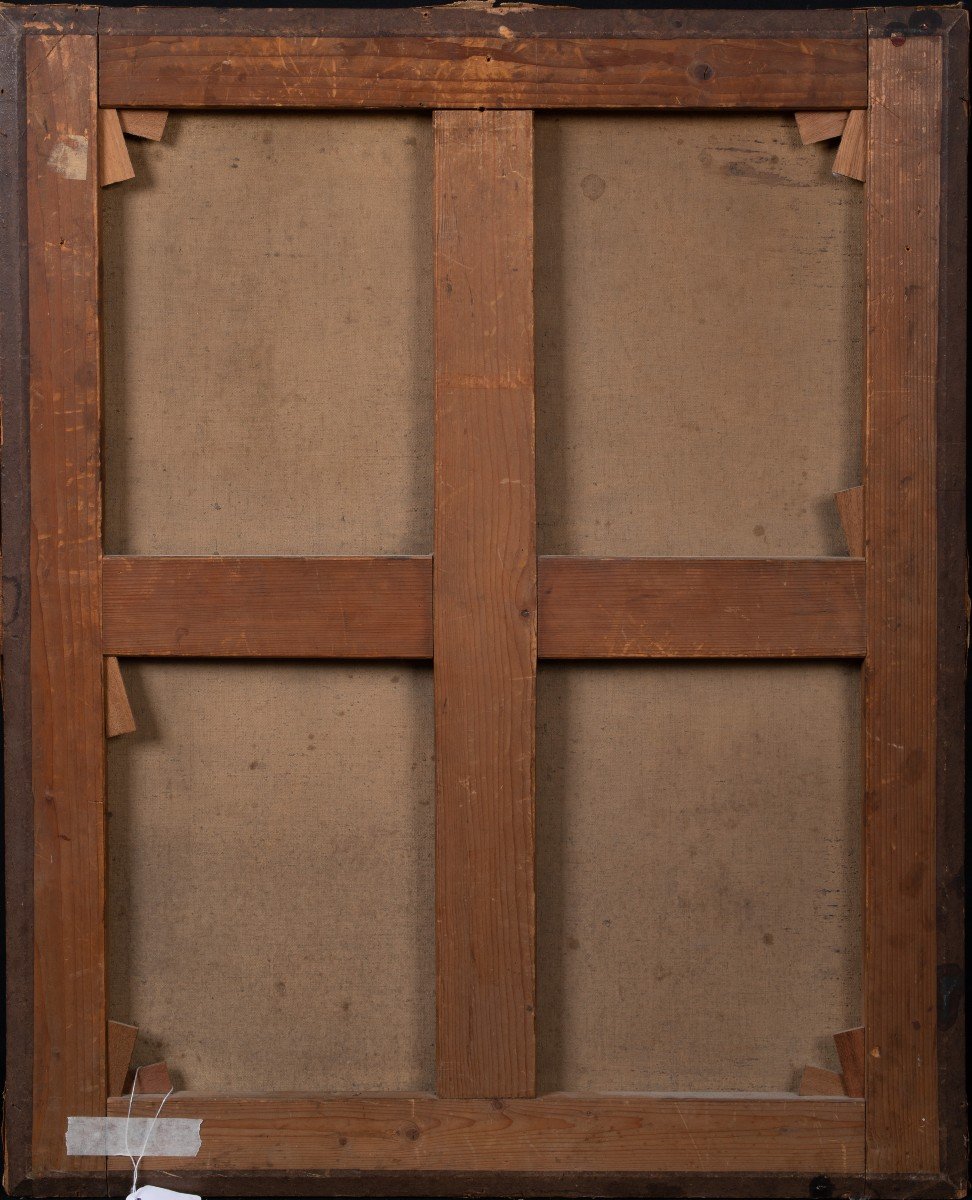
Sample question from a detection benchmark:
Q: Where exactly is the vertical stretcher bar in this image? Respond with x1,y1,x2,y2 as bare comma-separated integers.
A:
863,30,943,1175
433,109,537,1099
26,33,106,1175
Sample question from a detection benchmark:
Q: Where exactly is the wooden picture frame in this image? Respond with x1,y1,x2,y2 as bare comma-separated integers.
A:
1,4,966,1196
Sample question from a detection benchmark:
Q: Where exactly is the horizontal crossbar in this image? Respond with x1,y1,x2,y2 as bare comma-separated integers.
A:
106,1092,864,1174
540,556,865,657
103,555,864,659
98,35,867,110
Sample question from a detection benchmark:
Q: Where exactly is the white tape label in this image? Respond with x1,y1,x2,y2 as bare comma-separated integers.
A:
65,1116,201,1157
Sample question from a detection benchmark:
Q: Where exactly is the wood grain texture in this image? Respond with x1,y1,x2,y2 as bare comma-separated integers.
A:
834,486,865,557
106,1021,138,1097
104,657,136,737
833,1027,864,1100
434,110,536,1099
26,32,105,1176
795,110,849,144
833,107,866,181
864,32,942,1175
134,1061,172,1095
102,556,863,661
97,107,134,186
106,1094,864,1174
539,558,865,658
102,556,433,658
98,35,867,111
117,108,168,140
799,1067,846,1098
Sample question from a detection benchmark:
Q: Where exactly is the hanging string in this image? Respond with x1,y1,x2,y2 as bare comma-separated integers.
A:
123,1065,174,1199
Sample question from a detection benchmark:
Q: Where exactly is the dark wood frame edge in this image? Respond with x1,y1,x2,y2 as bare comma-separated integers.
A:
1,5,33,1195
0,2,872,38
1,1169,868,1200
10,1169,972,1200
61,3,869,39
930,6,968,1196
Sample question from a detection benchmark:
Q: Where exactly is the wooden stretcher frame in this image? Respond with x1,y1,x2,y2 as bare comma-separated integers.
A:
0,3,966,1196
